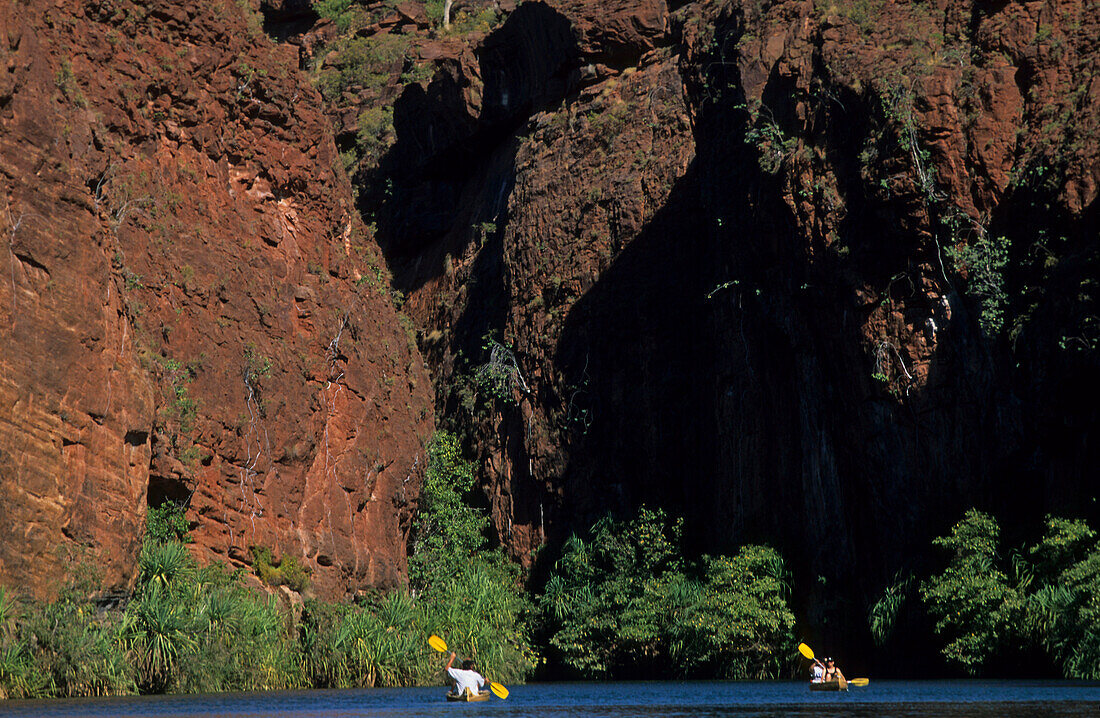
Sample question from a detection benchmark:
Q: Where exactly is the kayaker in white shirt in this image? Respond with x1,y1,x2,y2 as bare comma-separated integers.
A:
810,659,825,683
444,651,487,696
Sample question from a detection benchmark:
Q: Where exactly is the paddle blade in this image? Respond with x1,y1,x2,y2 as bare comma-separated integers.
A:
428,635,448,652
797,643,814,660
849,678,870,686
490,681,509,700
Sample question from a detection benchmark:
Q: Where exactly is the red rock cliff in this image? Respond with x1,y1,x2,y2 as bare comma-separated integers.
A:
0,0,433,599
313,0,1096,661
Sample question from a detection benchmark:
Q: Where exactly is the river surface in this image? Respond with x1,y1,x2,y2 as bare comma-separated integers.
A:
1,681,1098,717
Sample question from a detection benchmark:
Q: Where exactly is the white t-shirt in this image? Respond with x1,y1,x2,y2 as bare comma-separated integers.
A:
811,664,824,682
447,667,486,695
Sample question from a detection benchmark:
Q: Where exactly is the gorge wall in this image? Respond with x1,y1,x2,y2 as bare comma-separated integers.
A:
0,0,433,600
302,0,1097,665
1,0,1097,670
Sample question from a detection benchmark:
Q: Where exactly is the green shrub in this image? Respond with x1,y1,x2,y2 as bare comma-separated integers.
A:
920,511,1100,677
947,234,1012,336
538,506,796,679
673,547,797,678
407,431,536,682
250,546,311,593
128,542,303,693
417,556,535,683
920,510,1023,673
313,0,355,24
356,105,395,169
408,432,488,590
8,564,135,699
301,590,430,688
1026,518,1100,678
145,502,192,544
314,34,409,102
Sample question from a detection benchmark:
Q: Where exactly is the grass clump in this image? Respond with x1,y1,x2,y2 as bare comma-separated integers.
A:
128,542,302,693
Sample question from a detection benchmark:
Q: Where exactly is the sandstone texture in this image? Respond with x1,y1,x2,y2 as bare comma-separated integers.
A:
1,0,1097,667
298,0,1097,662
0,0,433,600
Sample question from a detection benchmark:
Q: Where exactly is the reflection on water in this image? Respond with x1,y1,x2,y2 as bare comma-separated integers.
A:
1,681,1098,718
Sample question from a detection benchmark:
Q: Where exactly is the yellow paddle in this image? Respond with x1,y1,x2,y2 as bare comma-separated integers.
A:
429,634,510,699
798,643,865,688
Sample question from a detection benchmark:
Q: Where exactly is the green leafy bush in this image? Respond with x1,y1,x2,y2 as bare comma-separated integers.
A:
250,546,311,593
538,506,796,679
300,590,431,688
407,431,536,682
356,105,395,169
128,542,303,693
1025,518,1100,678
920,510,1022,672
1,564,132,698
313,34,409,102
408,431,488,589
417,555,535,683
145,502,192,544
671,548,797,678
947,234,1011,335
920,510,1100,677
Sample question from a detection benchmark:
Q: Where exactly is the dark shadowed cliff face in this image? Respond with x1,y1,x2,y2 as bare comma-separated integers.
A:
0,0,433,600
314,0,1097,663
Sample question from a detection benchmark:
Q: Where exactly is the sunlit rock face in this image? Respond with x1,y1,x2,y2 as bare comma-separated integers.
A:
0,0,433,600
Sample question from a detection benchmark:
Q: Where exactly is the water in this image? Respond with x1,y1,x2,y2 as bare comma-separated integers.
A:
1,681,1098,718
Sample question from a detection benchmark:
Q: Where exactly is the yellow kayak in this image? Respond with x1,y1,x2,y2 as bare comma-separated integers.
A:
446,688,490,702
809,680,848,692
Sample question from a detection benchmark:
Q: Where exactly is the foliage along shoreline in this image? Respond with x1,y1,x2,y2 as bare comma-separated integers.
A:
4,432,1100,699
0,432,797,699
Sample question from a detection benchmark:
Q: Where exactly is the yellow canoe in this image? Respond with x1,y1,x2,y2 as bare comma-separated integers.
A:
809,680,848,692
446,688,490,702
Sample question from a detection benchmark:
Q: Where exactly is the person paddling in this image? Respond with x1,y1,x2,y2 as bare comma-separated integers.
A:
444,651,487,698
822,657,846,684
810,658,825,683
